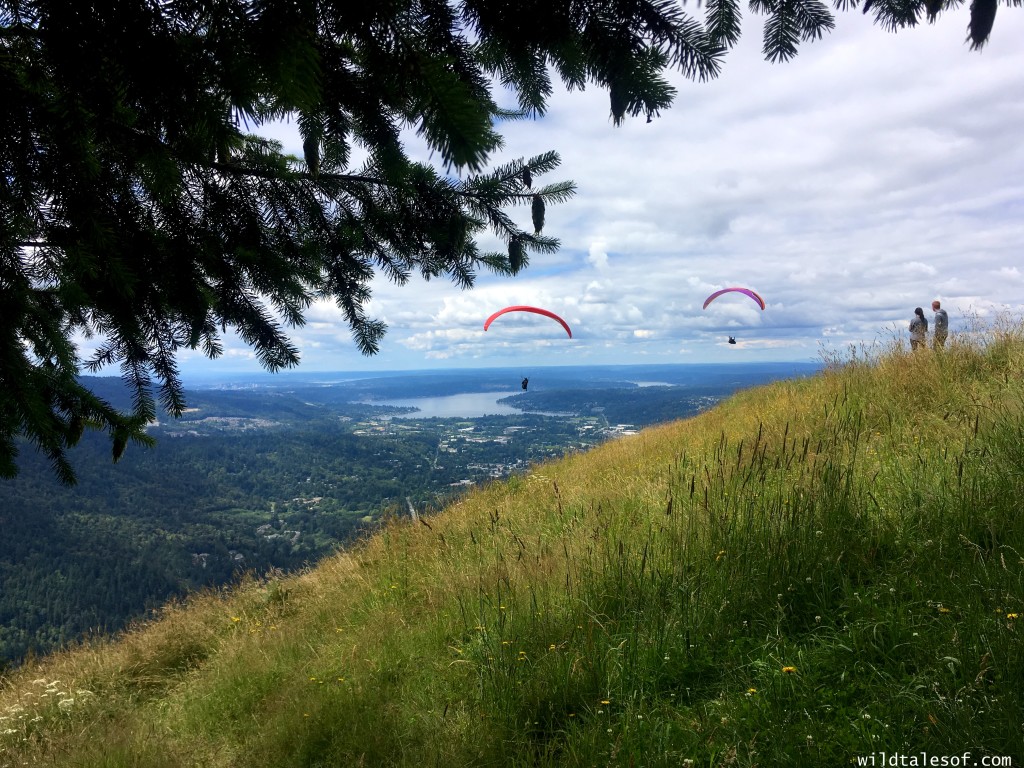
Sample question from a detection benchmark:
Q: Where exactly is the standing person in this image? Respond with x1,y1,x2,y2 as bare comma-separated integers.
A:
909,307,928,351
932,300,948,349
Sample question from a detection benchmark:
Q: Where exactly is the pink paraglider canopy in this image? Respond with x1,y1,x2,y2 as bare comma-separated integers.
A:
483,306,572,338
702,288,766,311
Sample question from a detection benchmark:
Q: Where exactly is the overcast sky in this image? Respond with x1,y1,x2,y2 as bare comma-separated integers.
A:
177,8,1024,377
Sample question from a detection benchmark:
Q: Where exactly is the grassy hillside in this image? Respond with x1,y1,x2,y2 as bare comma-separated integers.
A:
2,324,1023,767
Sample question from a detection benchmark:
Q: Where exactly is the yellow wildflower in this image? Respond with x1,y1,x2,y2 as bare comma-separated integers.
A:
781,666,797,674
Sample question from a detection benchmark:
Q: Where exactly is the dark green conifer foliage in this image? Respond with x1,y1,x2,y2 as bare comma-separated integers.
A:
858,0,1018,37
0,0,1014,482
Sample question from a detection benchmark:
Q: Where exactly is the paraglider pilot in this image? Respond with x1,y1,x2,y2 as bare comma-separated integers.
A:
728,336,737,345
521,377,529,391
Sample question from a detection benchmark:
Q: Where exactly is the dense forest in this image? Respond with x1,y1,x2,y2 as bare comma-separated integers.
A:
0,399,609,665
1,426,391,665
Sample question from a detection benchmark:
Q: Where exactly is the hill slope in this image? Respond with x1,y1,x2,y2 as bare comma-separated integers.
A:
2,326,1023,767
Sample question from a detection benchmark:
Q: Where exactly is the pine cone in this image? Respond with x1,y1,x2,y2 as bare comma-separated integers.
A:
303,136,320,177
531,194,545,234
509,237,525,272
968,0,997,48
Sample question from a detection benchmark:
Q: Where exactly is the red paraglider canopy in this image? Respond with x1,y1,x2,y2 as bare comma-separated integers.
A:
483,305,572,338
702,287,766,311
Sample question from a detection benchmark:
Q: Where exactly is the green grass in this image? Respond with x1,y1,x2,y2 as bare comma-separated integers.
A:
2,322,1023,766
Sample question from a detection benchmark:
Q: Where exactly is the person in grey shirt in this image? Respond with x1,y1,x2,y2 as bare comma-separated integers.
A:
909,307,928,350
931,300,948,349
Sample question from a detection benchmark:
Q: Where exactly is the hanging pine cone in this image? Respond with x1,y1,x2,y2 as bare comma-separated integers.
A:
69,415,85,445
609,83,627,126
509,236,525,272
112,430,128,462
968,0,997,48
531,194,545,234
303,135,320,177
523,167,532,189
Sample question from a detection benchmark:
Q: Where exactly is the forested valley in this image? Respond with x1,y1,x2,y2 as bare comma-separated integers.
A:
0,364,815,667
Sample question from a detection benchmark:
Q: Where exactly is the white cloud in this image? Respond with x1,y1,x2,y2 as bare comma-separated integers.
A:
222,348,257,360
996,266,1022,282
587,241,609,271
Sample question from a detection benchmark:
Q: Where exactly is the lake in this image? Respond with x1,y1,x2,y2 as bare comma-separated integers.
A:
373,391,524,419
